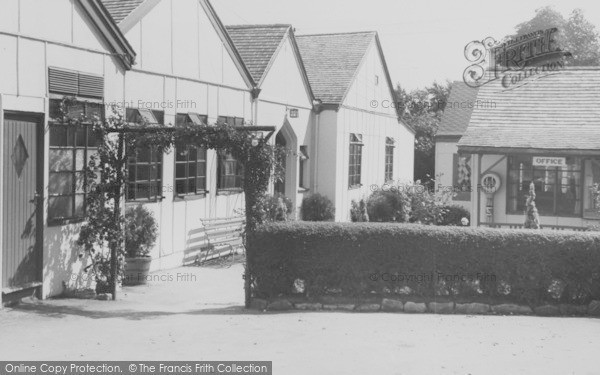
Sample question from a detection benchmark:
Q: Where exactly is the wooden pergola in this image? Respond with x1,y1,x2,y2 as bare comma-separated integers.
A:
105,125,276,300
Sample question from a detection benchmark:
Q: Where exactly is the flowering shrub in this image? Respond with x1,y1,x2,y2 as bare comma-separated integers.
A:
260,193,293,222
350,199,369,222
439,205,470,226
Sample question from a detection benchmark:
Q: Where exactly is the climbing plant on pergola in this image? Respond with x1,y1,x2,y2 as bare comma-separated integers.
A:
56,99,279,306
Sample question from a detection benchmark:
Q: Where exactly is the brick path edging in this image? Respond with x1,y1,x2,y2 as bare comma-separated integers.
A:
249,298,600,317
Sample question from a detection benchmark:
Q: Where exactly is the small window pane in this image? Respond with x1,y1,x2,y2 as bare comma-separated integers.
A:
48,196,73,219
49,150,73,171
49,173,73,195
50,126,70,147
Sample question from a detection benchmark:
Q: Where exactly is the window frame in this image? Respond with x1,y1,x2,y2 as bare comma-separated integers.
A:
385,137,395,182
348,133,364,189
47,99,102,225
174,146,208,199
506,154,583,217
453,153,472,202
299,145,309,190
217,150,244,193
125,109,165,202
217,116,244,126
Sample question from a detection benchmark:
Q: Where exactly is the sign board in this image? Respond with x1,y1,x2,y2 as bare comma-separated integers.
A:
532,157,566,167
289,108,299,118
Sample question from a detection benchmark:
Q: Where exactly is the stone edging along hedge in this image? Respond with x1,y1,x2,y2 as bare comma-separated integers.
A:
249,298,600,317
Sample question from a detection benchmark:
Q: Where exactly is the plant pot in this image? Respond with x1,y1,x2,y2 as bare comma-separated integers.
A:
123,257,152,286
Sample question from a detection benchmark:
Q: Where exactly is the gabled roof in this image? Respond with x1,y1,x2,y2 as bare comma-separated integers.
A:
296,31,375,104
98,0,255,89
79,0,136,68
436,82,479,139
457,67,600,154
226,25,291,84
100,0,145,24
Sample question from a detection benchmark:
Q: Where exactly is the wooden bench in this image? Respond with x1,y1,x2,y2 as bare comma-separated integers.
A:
183,216,245,265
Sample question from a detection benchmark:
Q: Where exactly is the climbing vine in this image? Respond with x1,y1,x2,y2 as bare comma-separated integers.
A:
54,97,283,298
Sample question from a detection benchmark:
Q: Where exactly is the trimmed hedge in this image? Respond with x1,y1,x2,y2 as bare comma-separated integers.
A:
247,222,600,305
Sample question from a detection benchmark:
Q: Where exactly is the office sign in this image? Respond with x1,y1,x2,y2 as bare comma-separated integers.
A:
532,156,566,167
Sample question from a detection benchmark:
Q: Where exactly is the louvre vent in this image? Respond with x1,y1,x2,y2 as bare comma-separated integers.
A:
78,73,104,98
48,68,104,99
48,68,78,96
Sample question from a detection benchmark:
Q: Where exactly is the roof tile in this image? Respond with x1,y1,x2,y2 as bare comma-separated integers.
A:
458,68,600,151
437,82,479,137
296,32,375,104
226,25,290,83
100,0,146,24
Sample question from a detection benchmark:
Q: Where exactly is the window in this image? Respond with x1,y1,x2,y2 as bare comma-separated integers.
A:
299,146,309,189
349,133,363,188
217,116,244,126
177,113,208,126
375,75,380,86
126,109,165,201
126,108,162,125
385,137,394,182
218,151,244,190
48,117,99,222
175,147,207,196
583,159,600,218
126,148,163,201
507,155,582,216
453,154,472,201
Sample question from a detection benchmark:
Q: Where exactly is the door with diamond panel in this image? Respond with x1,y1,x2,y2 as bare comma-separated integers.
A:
2,114,42,292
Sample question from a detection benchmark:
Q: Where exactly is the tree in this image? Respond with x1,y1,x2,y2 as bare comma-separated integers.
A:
508,6,600,66
395,81,452,183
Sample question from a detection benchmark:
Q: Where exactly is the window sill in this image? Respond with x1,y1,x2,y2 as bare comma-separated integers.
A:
48,218,86,227
217,189,244,196
126,198,163,205
348,184,363,190
298,187,310,193
174,192,208,202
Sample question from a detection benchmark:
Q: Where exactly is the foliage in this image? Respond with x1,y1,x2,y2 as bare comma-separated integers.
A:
395,81,452,183
524,182,541,229
408,181,452,225
247,222,600,305
366,190,410,223
124,205,158,258
55,96,282,292
259,193,294,222
508,6,600,66
438,205,470,226
350,199,369,222
301,194,335,222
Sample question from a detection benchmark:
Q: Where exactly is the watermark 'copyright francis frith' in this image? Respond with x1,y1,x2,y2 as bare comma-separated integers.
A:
368,99,496,111
369,272,497,283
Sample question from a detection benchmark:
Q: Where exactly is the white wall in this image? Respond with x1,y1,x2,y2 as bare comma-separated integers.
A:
257,33,313,216
120,0,254,272
317,38,414,221
0,0,127,298
124,0,248,89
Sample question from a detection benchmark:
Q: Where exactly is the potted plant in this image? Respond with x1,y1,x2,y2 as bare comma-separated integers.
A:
123,205,158,285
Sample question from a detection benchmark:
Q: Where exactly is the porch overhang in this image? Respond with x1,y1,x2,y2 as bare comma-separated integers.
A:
457,146,600,157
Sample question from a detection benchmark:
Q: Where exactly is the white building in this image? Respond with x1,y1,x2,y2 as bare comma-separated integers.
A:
0,0,415,304
296,32,415,221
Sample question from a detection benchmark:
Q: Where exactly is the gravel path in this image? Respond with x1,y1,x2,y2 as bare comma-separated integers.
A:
1,261,599,375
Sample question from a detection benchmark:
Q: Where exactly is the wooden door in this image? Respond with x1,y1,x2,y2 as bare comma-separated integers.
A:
2,114,42,291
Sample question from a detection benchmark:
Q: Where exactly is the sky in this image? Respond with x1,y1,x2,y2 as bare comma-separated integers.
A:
212,0,600,91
